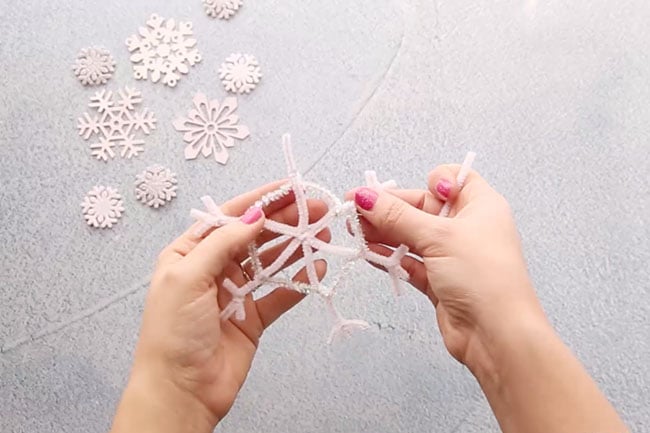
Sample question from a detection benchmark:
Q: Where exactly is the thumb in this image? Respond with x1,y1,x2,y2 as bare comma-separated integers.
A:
185,206,266,281
354,187,448,256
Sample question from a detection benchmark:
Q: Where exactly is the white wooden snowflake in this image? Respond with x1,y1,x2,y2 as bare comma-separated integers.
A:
81,186,125,229
72,47,116,86
134,164,178,208
173,93,250,164
218,53,262,94
77,87,156,161
203,0,243,20
126,13,202,87
191,134,410,342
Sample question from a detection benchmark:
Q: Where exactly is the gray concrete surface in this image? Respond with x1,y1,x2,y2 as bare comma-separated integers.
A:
1,0,649,432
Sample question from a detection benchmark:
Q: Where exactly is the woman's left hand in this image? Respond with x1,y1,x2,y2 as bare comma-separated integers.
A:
111,180,329,433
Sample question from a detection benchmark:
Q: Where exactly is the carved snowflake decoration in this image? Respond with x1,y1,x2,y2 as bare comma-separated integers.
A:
77,87,156,161
81,186,125,229
203,0,243,20
72,47,116,86
173,93,250,164
218,53,262,94
125,13,202,87
134,164,178,208
191,134,410,343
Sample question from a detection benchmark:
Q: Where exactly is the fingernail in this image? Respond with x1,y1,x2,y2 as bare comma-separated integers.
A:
354,187,378,211
436,179,452,199
241,206,263,224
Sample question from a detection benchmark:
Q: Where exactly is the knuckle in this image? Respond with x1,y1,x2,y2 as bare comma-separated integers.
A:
382,199,408,230
157,266,184,287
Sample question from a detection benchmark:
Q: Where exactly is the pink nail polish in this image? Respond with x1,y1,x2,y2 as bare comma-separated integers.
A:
241,206,263,224
436,179,452,199
354,187,378,211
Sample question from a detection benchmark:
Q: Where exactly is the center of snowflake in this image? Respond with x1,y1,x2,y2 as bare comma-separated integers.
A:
231,63,249,77
206,123,217,133
156,44,171,58
87,58,101,72
94,197,113,216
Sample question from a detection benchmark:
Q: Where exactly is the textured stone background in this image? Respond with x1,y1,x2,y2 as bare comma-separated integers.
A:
1,0,649,432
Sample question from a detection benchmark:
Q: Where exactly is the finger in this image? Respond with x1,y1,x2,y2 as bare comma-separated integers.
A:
159,180,290,265
352,187,449,256
427,166,461,202
345,164,490,218
256,260,328,329
236,199,329,263
349,189,441,245
184,207,266,281
157,221,208,266
243,228,331,277
346,188,441,215
366,243,438,305
427,164,494,217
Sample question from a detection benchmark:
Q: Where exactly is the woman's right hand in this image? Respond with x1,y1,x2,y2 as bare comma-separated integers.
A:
346,165,627,433
346,166,547,370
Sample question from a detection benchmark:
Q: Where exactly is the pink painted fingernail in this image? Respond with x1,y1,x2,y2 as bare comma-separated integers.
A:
436,179,452,199
354,187,378,211
241,206,263,224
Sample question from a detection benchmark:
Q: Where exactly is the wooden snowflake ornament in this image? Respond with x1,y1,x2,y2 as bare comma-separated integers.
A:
191,134,410,342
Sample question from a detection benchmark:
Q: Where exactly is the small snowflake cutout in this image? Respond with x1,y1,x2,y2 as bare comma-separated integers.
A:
126,14,202,87
77,87,156,161
134,165,178,208
218,53,261,94
72,47,116,86
203,0,243,20
173,93,250,164
81,186,125,229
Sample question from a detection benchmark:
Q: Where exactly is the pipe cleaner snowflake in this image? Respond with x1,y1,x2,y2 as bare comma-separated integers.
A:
81,186,125,229
134,164,178,208
72,47,116,86
173,93,250,164
218,53,262,94
203,0,243,20
126,14,202,87
191,134,410,342
77,87,156,161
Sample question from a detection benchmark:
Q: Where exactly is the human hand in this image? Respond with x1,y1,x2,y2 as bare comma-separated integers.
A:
111,181,329,433
347,167,628,433
346,167,546,371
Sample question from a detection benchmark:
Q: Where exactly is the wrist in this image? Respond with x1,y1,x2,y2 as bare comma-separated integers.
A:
463,299,554,383
111,365,218,433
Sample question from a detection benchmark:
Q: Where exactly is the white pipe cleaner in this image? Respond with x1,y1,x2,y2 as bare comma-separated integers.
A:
191,134,410,342
438,151,476,218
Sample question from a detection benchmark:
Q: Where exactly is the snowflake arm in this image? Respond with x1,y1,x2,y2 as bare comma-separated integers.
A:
89,90,114,113
77,113,101,139
365,170,398,189
116,87,143,110
119,135,145,159
90,138,116,161
131,108,157,134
